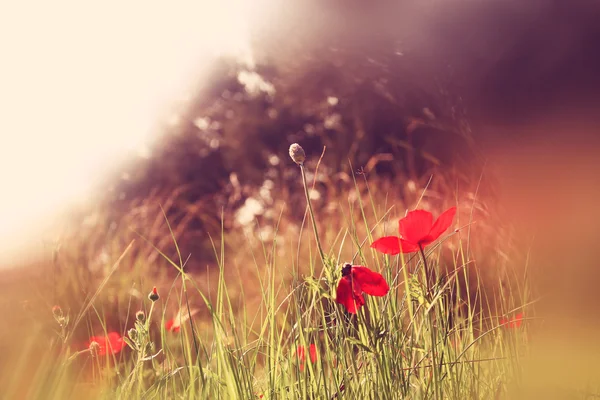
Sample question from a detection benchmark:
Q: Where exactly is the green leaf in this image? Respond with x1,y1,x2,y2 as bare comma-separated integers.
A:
123,337,138,352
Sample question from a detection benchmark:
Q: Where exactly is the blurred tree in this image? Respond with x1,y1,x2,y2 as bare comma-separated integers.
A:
90,0,600,264
92,0,487,262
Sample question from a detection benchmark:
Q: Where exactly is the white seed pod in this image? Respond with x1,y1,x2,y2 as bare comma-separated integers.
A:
288,143,306,165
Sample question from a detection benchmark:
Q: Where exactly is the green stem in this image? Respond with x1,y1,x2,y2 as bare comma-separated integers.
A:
300,164,326,265
419,244,431,297
183,284,200,358
419,244,442,400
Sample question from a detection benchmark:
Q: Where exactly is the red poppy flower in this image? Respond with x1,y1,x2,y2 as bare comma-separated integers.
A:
86,332,126,356
500,313,523,328
335,263,390,314
165,307,200,333
297,344,318,371
165,319,181,333
371,207,457,255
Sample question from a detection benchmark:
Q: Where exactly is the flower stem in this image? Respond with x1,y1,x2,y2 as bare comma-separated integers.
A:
418,244,431,297
419,243,441,400
300,163,326,265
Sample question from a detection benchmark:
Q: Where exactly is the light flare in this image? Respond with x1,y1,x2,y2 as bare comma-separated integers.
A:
0,0,268,266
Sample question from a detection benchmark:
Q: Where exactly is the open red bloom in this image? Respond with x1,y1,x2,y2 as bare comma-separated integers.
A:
335,263,390,314
500,313,524,328
86,332,126,356
371,207,457,255
297,344,318,371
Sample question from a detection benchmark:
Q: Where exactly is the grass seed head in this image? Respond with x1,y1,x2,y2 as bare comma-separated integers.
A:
289,143,306,165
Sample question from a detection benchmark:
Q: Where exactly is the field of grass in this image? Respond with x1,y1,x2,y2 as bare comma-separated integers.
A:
2,144,599,400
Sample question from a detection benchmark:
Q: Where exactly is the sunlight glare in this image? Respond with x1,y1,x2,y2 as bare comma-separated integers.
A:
0,0,263,264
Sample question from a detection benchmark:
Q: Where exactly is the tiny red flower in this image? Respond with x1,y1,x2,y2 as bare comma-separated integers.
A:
85,332,126,356
335,263,390,314
500,313,523,328
371,207,457,255
297,344,318,371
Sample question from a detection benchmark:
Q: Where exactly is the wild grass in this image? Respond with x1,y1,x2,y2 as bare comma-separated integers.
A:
2,147,597,399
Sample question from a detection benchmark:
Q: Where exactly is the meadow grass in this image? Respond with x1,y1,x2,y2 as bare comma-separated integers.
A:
3,147,592,399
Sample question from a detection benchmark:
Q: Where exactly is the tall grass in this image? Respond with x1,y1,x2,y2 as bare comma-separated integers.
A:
3,147,593,399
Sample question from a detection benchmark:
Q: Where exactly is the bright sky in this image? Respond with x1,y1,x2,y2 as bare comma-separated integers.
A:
0,1,259,263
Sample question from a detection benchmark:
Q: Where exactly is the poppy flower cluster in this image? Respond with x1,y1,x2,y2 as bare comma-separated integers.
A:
296,344,318,371
370,207,457,255
335,263,390,314
335,207,456,313
86,332,126,356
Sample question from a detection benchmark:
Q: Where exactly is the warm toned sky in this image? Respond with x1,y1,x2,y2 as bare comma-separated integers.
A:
0,1,260,262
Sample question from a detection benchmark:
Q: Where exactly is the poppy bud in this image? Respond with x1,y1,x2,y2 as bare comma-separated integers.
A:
128,328,137,341
89,341,100,357
135,310,146,322
288,143,306,166
52,305,63,317
148,287,159,302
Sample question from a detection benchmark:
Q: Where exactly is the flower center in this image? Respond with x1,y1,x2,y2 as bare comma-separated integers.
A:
341,263,352,277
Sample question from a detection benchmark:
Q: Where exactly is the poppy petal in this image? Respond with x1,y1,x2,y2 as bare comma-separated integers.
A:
297,344,317,371
87,337,106,356
166,308,199,333
370,236,401,255
500,313,524,329
351,266,390,296
336,276,365,314
399,210,434,244
511,313,524,328
426,206,457,243
371,236,419,254
399,239,420,253
308,344,318,363
87,332,126,355
297,345,306,362
106,332,126,354
166,319,181,333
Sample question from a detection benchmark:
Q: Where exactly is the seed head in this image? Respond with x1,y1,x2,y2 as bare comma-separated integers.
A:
288,143,306,166
128,328,137,341
135,310,146,323
148,286,159,302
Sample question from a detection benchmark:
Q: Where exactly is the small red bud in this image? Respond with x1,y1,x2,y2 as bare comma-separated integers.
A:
148,286,159,302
